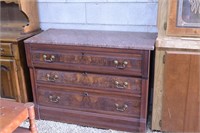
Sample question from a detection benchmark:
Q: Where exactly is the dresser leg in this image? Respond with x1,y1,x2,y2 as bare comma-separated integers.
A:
25,103,37,133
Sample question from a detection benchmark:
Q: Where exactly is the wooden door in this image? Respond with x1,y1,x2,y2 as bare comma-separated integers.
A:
0,58,21,102
162,51,200,132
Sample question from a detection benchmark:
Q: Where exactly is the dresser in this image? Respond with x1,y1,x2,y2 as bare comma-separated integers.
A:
25,29,156,132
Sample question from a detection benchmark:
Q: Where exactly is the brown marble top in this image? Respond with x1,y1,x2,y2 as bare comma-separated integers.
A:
25,29,157,50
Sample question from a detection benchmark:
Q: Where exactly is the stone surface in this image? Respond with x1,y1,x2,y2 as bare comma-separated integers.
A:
25,29,157,50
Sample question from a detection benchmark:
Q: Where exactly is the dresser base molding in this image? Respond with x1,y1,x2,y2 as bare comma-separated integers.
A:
37,105,146,132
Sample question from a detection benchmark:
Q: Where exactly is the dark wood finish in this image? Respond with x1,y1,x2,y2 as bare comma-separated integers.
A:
37,85,141,117
25,29,156,132
40,106,140,132
0,99,37,133
0,1,40,102
36,69,142,94
31,48,143,77
162,51,200,132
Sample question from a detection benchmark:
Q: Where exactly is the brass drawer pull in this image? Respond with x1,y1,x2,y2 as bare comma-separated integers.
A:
43,54,55,63
114,60,128,69
46,74,58,82
49,95,60,103
115,104,128,112
115,81,128,89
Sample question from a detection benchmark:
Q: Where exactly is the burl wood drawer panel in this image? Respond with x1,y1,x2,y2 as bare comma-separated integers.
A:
37,86,141,117
0,43,13,57
36,69,142,94
30,47,144,76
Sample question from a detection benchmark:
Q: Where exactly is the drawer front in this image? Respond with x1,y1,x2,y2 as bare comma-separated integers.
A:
36,69,142,94
31,50,143,76
37,86,141,117
0,43,13,56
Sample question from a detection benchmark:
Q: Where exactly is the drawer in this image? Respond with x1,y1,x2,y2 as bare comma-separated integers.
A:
37,86,141,117
36,69,142,94
31,49,143,76
0,43,13,57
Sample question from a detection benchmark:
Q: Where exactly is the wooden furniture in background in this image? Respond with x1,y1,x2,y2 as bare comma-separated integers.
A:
0,0,40,102
25,29,157,132
152,37,200,132
166,0,200,37
152,0,200,131
0,99,37,133
0,0,40,33
162,51,200,132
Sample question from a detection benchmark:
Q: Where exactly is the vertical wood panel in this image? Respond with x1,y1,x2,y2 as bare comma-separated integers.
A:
151,48,165,130
162,52,200,132
184,55,200,132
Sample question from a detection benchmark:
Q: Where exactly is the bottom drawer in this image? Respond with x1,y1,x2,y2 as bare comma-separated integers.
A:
37,85,141,117
38,105,143,132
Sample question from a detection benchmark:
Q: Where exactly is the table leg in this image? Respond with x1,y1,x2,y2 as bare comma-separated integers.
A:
25,103,37,133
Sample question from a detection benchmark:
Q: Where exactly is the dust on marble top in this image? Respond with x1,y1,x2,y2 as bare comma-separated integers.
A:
25,29,157,50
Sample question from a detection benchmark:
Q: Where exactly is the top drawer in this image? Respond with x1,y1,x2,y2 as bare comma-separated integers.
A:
0,43,13,57
27,44,149,77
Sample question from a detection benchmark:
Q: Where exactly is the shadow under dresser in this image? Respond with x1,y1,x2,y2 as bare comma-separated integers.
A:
24,29,157,132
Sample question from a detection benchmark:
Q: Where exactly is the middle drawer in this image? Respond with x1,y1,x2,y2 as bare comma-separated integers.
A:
36,69,142,94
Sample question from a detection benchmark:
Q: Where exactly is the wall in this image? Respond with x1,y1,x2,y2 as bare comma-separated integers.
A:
38,0,158,32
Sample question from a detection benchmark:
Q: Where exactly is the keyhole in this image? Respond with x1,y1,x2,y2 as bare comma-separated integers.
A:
81,52,85,56
83,92,89,97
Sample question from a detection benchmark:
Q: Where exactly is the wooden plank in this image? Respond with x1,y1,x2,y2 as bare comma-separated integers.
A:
184,54,200,132
19,0,40,33
151,48,165,130
162,52,200,132
157,0,168,37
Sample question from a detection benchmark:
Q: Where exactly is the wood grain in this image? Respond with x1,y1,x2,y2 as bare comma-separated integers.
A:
25,30,155,132
18,0,40,33
157,0,168,37
0,99,37,133
0,58,21,102
162,52,200,132
151,48,165,130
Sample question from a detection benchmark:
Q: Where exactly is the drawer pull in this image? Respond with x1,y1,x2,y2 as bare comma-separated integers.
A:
115,81,128,89
114,60,128,69
49,95,60,103
115,104,128,112
46,74,58,82
43,54,55,63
